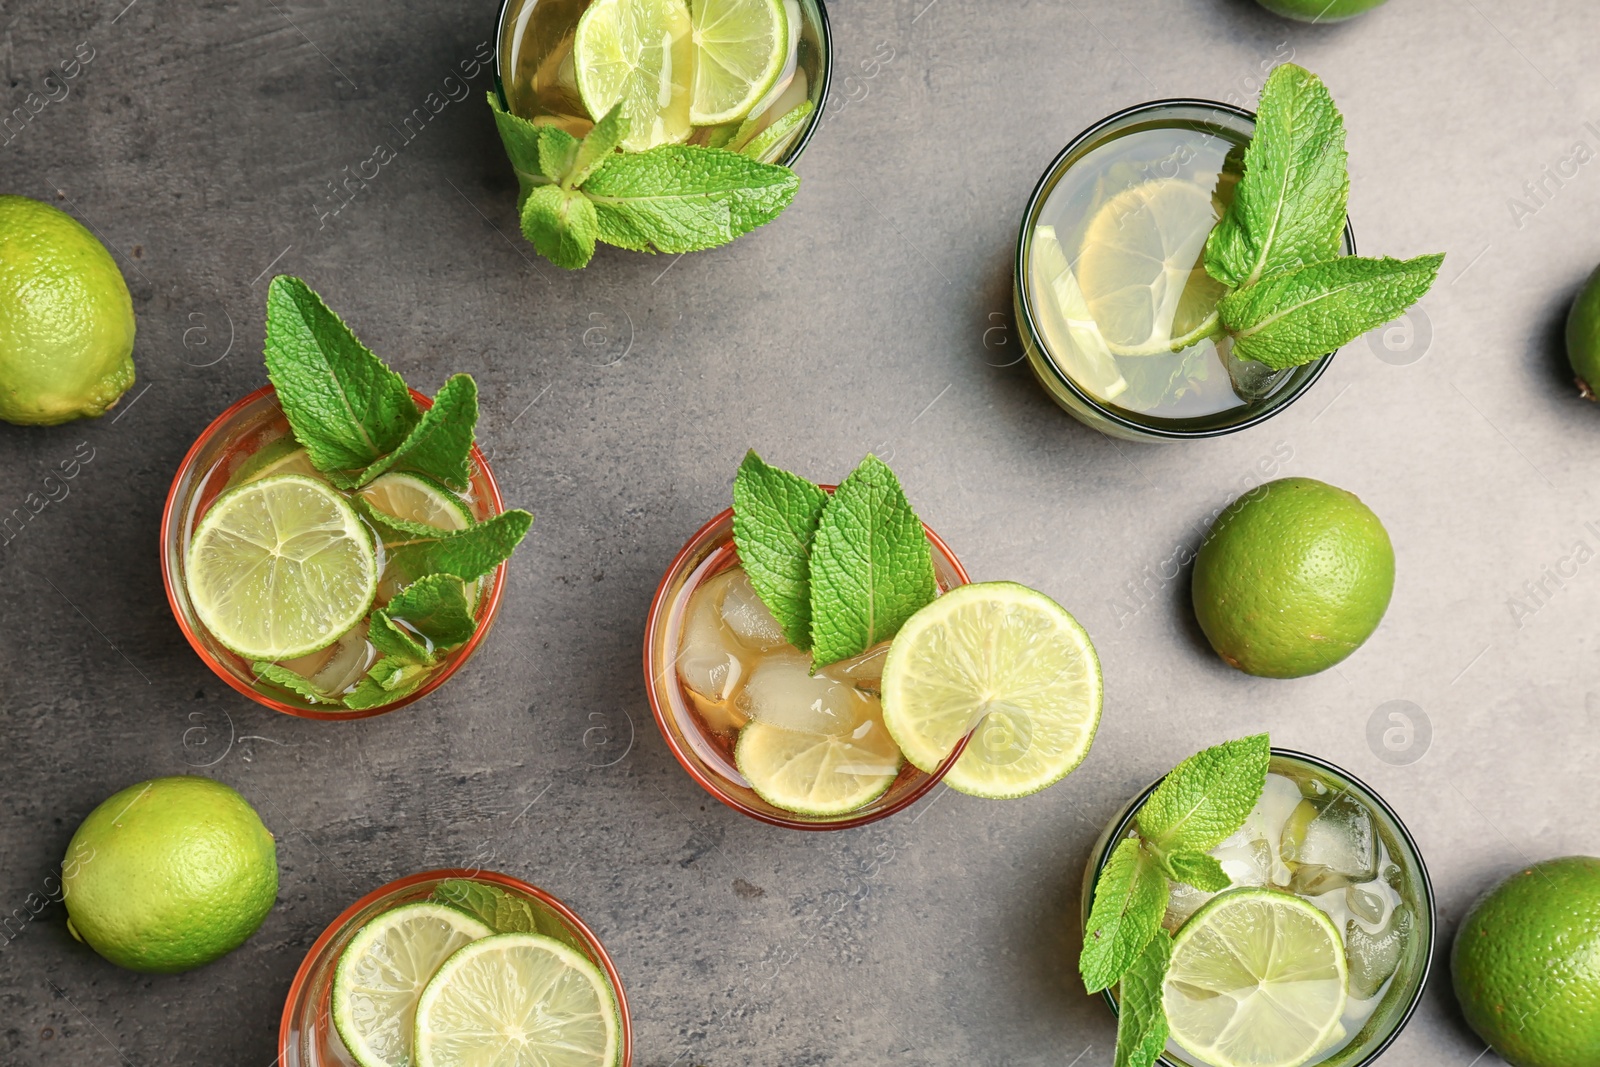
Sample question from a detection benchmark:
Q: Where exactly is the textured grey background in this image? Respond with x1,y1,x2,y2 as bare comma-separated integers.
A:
0,0,1594,1063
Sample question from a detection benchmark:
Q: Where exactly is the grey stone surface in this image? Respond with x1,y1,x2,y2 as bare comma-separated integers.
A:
0,0,1594,1063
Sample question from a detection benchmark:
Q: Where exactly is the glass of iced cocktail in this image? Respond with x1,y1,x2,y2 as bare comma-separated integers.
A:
646,452,1104,829
1016,65,1442,441
162,276,533,718
1081,740,1434,1067
279,869,630,1067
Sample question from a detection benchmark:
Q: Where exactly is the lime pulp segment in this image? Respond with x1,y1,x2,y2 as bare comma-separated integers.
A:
880,582,1102,799
574,0,693,152
1164,887,1349,1067
688,0,789,126
331,902,494,1067
414,932,620,1067
186,473,378,661
734,710,902,817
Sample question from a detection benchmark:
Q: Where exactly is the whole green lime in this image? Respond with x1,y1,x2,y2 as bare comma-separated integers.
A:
0,195,136,424
1567,264,1600,400
1453,857,1600,1067
61,776,277,973
1255,0,1389,21
1192,477,1394,678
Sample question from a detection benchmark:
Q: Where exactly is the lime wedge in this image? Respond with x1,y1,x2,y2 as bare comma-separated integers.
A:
1030,225,1128,401
187,473,377,660
1164,888,1349,1067
332,902,493,1067
1076,179,1227,357
414,932,620,1067
733,676,902,817
688,0,788,126
358,472,473,531
228,435,317,488
574,0,693,152
880,582,1102,799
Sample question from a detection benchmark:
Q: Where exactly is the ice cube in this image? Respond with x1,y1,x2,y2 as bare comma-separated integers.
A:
1346,904,1411,999
735,651,872,737
1164,880,1215,932
1223,350,1289,403
717,569,787,651
1211,837,1272,889
1226,773,1301,886
677,585,749,703
277,619,373,698
819,643,890,696
1346,882,1390,928
1287,794,1378,890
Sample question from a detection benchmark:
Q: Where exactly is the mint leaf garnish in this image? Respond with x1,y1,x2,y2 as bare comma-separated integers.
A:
344,660,429,709
1081,836,1169,994
535,126,581,184
1136,734,1270,854
488,93,549,203
731,450,830,650
570,104,627,187
360,503,534,583
736,100,815,160
522,185,601,270
807,455,938,669
432,879,540,933
1219,253,1444,370
357,374,477,490
369,611,431,664
386,574,477,649
1160,850,1231,893
584,146,800,254
1116,930,1172,1067
1206,64,1349,290
252,661,338,704
264,275,419,476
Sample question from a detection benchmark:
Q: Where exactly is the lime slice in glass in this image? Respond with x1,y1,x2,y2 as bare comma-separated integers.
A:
1164,887,1349,1067
414,932,620,1067
574,0,693,152
228,435,317,488
880,582,1102,799
732,659,902,817
331,902,493,1067
688,0,789,126
187,473,377,660
358,472,473,531
1076,179,1227,357
1030,224,1128,401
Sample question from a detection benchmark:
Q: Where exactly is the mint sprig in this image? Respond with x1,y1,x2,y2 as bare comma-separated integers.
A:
1084,735,1273,1067
1196,64,1442,369
358,373,478,491
358,503,534,584
488,94,801,269
729,453,938,669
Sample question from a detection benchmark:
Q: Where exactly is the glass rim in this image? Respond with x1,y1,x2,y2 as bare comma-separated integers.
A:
491,0,833,169
159,383,509,721
276,867,632,1067
642,492,973,831
1085,747,1436,1067
1013,97,1358,440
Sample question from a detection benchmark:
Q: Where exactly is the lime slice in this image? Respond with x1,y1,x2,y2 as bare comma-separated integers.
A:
1164,888,1349,1067
332,902,493,1067
228,435,317,487
358,472,473,531
1076,179,1228,357
574,0,693,152
187,473,378,660
880,582,1102,799
414,932,620,1067
688,0,789,126
733,690,902,818
1030,225,1128,401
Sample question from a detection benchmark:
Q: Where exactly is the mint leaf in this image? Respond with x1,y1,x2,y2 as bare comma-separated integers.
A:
370,611,431,664
354,374,477,490
1206,63,1349,289
736,100,815,161
386,574,477,650
487,93,554,205
807,455,938,669
1081,837,1169,994
1136,734,1270,853
343,660,428,709
1220,253,1443,370
536,126,581,184
584,146,800,254
522,185,599,270
731,450,830,650
1161,850,1231,893
264,275,419,475
432,879,540,933
1116,930,1172,1067
252,661,338,704
360,502,534,583
570,104,627,188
